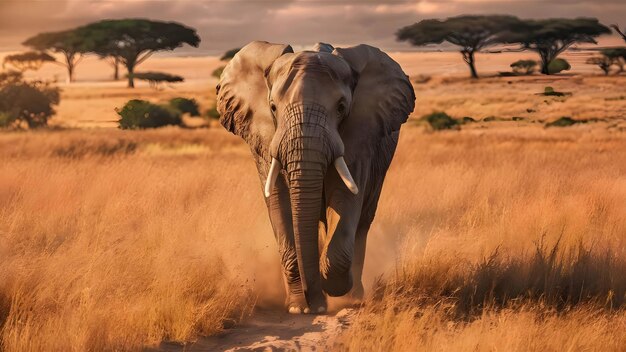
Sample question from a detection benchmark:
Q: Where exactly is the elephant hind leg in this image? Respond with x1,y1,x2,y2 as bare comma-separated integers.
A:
348,220,371,301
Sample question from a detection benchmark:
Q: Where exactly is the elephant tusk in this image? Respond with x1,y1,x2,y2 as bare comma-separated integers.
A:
334,157,359,195
264,158,282,198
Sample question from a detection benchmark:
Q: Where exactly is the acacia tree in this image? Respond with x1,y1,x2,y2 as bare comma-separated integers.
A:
502,18,611,75
2,51,56,72
601,48,626,72
23,29,88,83
397,15,522,79
81,19,200,88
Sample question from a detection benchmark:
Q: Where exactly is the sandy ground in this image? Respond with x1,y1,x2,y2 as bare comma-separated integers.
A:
154,309,356,351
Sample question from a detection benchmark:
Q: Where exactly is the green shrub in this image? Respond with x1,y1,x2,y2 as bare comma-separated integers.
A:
211,66,225,79
116,100,182,129
423,112,458,130
510,60,537,74
547,58,571,74
205,105,220,120
0,112,12,127
0,81,60,128
546,116,582,127
169,97,200,116
539,86,571,97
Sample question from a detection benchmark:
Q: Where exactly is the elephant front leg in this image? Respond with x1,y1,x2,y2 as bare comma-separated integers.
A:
267,174,307,313
320,183,363,297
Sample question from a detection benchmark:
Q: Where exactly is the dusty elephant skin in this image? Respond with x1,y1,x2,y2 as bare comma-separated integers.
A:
216,41,415,314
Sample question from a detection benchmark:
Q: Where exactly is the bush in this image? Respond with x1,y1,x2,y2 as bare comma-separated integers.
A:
510,59,537,74
0,81,60,128
547,58,571,74
169,97,200,116
116,100,182,129
205,105,220,120
128,71,184,89
546,116,583,127
211,66,225,79
423,112,458,131
538,86,571,97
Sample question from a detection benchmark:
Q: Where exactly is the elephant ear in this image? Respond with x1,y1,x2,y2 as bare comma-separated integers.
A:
332,45,415,158
216,41,293,161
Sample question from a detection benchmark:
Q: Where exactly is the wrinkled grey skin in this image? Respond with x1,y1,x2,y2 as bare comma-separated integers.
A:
216,41,415,314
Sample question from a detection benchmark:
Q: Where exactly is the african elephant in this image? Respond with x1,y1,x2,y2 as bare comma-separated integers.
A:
216,41,415,314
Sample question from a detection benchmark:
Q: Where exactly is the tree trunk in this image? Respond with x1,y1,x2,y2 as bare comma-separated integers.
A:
127,63,135,88
462,50,478,79
67,63,74,83
113,57,119,81
539,50,554,75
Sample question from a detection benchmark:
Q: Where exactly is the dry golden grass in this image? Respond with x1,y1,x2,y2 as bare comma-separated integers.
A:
338,124,626,351
0,129,278,351
0,53,625,350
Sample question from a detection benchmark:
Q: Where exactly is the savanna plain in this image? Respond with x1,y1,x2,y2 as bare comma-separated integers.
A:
1,51,626,351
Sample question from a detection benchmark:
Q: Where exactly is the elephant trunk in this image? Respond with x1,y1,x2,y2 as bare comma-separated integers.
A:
289,165,325,309
279,103,334,310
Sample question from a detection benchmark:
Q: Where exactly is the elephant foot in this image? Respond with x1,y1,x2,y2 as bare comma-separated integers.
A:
286,292,308,314
305,289,327,315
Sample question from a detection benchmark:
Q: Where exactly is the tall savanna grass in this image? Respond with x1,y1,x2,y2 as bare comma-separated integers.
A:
0,121,625,351
339,125,626,351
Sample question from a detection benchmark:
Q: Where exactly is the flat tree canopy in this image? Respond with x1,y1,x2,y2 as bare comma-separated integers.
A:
397,15,523,78
81,19,200,88
502,18,611,74
3,51,56,72
129,71,184,89
23,29,89,82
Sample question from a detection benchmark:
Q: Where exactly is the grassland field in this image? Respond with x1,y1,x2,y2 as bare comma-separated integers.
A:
0,50,625,351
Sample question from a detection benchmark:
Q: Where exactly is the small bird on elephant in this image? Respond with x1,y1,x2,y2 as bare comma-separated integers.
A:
216,41,415,314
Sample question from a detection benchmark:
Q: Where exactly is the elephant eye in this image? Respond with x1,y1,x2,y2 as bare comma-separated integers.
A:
337,101,346,117
270,102,277,113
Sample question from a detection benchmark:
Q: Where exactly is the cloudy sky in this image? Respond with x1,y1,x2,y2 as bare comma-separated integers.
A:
0,0,624,54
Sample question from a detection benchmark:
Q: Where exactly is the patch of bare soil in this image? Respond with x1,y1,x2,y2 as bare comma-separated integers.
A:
155,308,356,352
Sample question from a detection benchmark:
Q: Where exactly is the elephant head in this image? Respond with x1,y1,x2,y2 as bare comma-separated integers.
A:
217,41,414,312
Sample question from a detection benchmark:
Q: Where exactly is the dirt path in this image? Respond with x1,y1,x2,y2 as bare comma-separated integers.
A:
156,308,356,351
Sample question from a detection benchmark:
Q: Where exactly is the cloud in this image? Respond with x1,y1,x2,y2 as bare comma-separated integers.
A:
0,0,624,54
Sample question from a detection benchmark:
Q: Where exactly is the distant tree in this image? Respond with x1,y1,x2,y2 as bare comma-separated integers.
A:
220,48,241,61
3,51,56,72
0,71,23,86
502,18,611,75
128,71,184,89
81,19,200,88
23,29,89,83
510,59,537,74
397,15,523,79
611,25,626,42
601,48,626,73
587,56,613,75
